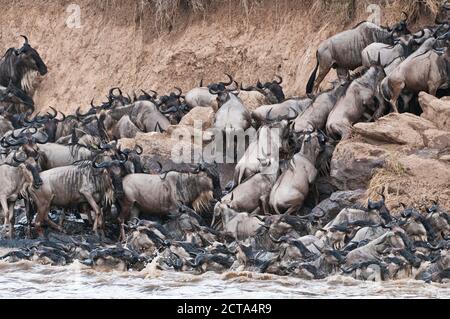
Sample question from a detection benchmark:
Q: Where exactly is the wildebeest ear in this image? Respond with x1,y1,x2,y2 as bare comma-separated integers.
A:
256,80,264,89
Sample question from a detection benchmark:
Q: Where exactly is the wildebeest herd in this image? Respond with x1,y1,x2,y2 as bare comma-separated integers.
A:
0,5,450,283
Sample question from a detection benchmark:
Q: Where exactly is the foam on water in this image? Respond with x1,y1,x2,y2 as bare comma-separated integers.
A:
0,261,449,299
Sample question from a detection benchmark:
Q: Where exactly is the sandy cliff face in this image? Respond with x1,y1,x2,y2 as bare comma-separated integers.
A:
0,0,434,113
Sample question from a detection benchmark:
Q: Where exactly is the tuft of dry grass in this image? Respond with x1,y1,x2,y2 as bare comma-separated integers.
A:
365,154,410,203
144,0,445,31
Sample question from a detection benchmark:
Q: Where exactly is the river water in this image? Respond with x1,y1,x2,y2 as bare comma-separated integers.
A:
1,259,449,299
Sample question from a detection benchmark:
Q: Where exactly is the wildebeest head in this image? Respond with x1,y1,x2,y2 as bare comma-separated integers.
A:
368,191,392,224
118,144,144,174
209,79,239,108
436,1,450,24
193,161,222,201
106,88,131,109
158,88,191,124
206,73,234,92
389,12,411,37
15,36,48,76
11,149,43,189
241,76,285,104
93,156,128,199
4,127,48,161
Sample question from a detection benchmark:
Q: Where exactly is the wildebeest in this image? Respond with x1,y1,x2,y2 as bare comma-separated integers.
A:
269,132,325,214
118,163,221,240
381,38,450,113
184,74,235,110
251,98,311,128
221,172,278,215
28,159,126,237
212,203,265,241
0,36,48,97
306,17,409,94
293,80,350,134
361,31,428,69
211,86,252,132
233,120,290,185
241,76,286,105
326,58,386,140
436,1,450,24
0,152,41,238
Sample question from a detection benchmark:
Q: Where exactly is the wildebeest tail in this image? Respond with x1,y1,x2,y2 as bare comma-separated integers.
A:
306,51,320,94
380,78,392,102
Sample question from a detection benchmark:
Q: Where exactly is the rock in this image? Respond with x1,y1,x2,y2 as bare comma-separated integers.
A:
312,190,366,224
238,91,268,112
419,92,450,131
330,141,387,190
353,113,436,147
179,106,215,130
422,129,450,149
120,126,205,161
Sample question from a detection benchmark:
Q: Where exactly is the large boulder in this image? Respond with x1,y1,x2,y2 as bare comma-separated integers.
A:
330,98,450,210
330,141,387,190
179,106,215,130
419,92,450,131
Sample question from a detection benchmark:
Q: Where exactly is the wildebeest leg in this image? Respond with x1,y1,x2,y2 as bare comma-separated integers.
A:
118,199,134,241
400,93,414,113
81,191,104,238
389,82,404,113
7,202,14,239
0,197,8,227
373,95,387,121
59,208,66,227
259,195,270,216
313,64,332,93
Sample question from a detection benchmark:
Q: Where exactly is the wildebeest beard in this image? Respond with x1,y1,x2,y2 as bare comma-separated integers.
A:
110,173,124,199
26,163,42,188
130,156,143,174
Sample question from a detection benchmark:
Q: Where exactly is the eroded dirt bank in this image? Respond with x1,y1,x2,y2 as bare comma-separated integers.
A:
0,0,438,112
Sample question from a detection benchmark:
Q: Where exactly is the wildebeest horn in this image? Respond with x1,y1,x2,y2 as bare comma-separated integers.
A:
256,80,264,89
141,89,157,100
13,151,26,164
222,73,233,86
174,87,183,98
161,106,179,114
287,107,299,121
275,75,283,85
76,107,96,119
401,11,408,22
155,122,165,133
34,133,49,144
46,106,58,119
134,144,143,155
55,111,66,123
5,135,27,147
209,87,219,95
413,30,425,39
20,35,29,45
109,87,123,98
240,83,255,91
93,161,111,169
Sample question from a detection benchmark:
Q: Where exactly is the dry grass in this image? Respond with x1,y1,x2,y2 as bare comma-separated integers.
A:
365,154,410,204
144,0,444,31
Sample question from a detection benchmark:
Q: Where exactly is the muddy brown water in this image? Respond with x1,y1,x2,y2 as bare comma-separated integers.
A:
1,258,449,299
